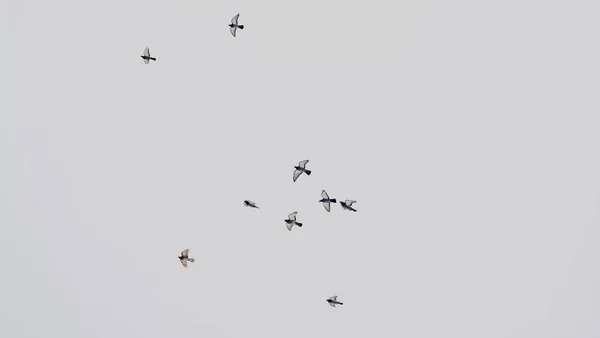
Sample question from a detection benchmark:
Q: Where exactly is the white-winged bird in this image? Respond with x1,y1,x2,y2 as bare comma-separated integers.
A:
326,295,343,307
244,200,259,208
178,249,195,268
229,14,244,37
319,190,337,212
141,47,156,64
284,211,303,231
340,200,357,212
293,160,311,182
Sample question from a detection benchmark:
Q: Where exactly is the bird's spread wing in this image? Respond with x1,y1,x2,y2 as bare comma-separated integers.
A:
230,26,237,37
345,200,356,206
288,211,297,221
329,302,337,307
330,295,338,301
323,201,331,212
181,249,189,257
298,160,309,168
321,190,329,199
286,222,293,231
231,14,240,25
143,58,149,64
293,170,302,182
180,259,188,268
144,47,150,57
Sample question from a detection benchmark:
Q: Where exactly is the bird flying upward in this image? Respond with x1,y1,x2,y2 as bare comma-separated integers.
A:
141,47,156,64
244,200,259,208
319,190,337,212
340,200,357,212
284,211,303,231
229,14,244,37
293,160,311,182
178,249,195,268
326,295,343,307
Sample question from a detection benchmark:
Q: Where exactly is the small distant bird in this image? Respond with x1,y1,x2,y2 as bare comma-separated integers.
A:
141,47,156,64
284,211,303,231
340,200,357,212
244,200,259,208
319,190,337,212
326,295,343,307
293,160,312,182
178,249,195,268
229,14,244,37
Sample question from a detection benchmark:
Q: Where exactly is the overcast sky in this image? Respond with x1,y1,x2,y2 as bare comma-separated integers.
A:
2,0,600,337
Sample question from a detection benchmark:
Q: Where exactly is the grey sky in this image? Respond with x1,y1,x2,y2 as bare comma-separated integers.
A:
2,0,600,337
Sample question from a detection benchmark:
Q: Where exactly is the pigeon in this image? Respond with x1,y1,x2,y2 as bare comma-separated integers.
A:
229,14,244,37
326,295,343,307
244,200,259,208
284,211,303,231
141,47,157,64
319,190,337,212
340,200,357,212
178,249,195,268
293,160,312,182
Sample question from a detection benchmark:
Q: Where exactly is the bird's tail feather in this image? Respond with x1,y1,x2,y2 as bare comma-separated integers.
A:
330,199,337,203
339,302,343,305
305,170,312,175
296,222,303,227
239,25,244,29
188,258,195,262
150,57,156,61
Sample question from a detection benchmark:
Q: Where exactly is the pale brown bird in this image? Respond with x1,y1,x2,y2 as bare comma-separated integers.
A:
178,249,196,268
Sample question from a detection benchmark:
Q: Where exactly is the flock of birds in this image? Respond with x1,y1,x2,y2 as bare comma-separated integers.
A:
143,14,355,309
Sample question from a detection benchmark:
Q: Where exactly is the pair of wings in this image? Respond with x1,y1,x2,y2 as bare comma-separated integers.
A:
180,249,190,268
286,211,298,231
321,190,332,212
143,47,151,64
230,14,240,37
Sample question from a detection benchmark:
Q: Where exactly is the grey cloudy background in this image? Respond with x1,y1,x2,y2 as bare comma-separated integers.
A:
2,0,600,337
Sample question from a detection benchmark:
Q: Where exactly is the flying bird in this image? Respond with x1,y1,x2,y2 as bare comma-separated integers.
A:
293,160,312,182
340,200,357,212
326,295,343,307
319,190,337,212
141,47,157,64
284,211,303,231
178,249,195,268
244,200,259,208
229,14,244,37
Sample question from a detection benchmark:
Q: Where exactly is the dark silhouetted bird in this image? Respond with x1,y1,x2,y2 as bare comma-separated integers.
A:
284,211,303,231
178,249,195,268
229,14,244,37
244,200,259,208
340,200,357,212
326,295,343,307
319,190,337,212
293,160,311,182
141,47,156,64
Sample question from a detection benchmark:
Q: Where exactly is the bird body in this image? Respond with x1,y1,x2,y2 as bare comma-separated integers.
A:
178,249,195,268
284,211,303,231
326,295,343,307
229,14,244,37
319,190,337,212
293,160,311,182
141,47,156,64
244,200,259,208
340,200,357,212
